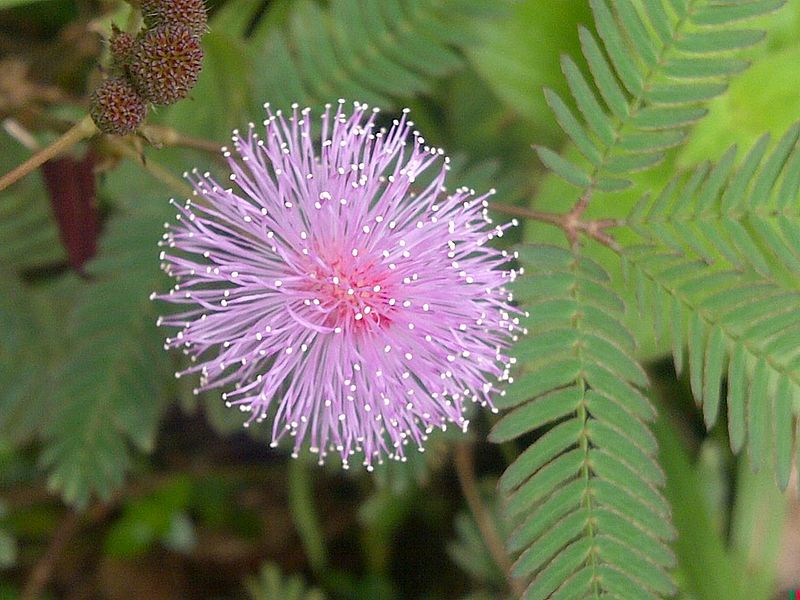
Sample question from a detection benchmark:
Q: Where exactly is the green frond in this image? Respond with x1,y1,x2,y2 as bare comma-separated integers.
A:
622,246,800,489
251,0,503,109
494,245,674,599
42,212,170,507
620,124,800,490
539,0,785,195
628,123,800,284
0,181,65,272
0,269,78,448
0,270,43,444
246,562,326,600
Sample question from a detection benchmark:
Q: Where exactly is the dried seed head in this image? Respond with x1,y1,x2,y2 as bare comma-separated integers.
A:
128,24,204,106
109,26,135,69
141,0,208,38
89,77,147,135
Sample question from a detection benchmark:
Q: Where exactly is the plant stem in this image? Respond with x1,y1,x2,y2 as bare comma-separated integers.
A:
0,115,97,193
490,200,622,251
139,124,224,156
453,442,525,599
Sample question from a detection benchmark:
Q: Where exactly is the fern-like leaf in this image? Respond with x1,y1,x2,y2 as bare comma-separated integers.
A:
0,181,65,271
42,212,170,507
494,245,675,599
252,0,504,109
623,248,800,488
538,0,783,194
0,270,43,444
628,123,800,283
621,124,800,489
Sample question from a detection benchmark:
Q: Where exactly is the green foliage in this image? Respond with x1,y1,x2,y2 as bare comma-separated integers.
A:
652,376,788,600
3,0,800,597
0,0,49,8
497,246,674,599
0,271,41,445
623,124,800,490
250,0,505,110
0,500,16,569
0,267,77,447
678,45,800,166
0,183,64,272
246,562,326,600
503,0,800,597
535,0,784,196
447,492,510,597
42,211,170,507
104,477,195,558
465,0,592,138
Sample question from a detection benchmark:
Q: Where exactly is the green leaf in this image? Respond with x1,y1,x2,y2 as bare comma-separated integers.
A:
252,0,504,111
535,146,593,188
42,212,171,507
490,386,582,443
623,237,800,487
691,0,787,26
497,246,669,597
529,0,777,210
161,30,252,141
702,326,726,428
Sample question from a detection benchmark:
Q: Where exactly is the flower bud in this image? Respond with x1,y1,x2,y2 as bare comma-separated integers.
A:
90,77,147,135
128,24,204,106
109,26,135,69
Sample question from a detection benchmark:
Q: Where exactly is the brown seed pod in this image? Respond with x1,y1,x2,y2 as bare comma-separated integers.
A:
89,77,148,135
128,24,204,106
141,0,208,38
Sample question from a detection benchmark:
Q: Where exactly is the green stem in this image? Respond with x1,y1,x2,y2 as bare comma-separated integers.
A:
287,459,328,574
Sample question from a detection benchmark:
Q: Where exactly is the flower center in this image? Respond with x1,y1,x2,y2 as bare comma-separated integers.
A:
299,252,395,332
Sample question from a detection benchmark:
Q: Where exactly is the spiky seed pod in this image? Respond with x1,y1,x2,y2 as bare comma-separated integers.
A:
109,26,135,69
141,0,208,38
128,24,204,106
89,77,147,135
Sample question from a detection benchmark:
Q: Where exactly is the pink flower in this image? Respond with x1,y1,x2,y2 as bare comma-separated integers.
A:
157,100,521,469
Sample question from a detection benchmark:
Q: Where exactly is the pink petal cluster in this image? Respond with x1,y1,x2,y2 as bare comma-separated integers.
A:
157,100,522,469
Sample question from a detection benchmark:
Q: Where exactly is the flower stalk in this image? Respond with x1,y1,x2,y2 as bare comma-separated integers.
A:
0,115,97,193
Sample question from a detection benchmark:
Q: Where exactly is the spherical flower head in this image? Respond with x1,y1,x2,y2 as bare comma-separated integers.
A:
156,101,523,470
129,24,203,106
89,77,147,135
141,0,208,38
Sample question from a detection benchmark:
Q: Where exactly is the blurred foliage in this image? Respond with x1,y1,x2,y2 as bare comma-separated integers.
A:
1,0,800,599
246,562,326,600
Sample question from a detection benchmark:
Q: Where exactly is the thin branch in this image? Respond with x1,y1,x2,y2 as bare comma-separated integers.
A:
20,510,81,600
0,115,97,193
453,442,525,599
490,200,623,251
138,124,224,156
20,502,111,600
488,202,565,227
